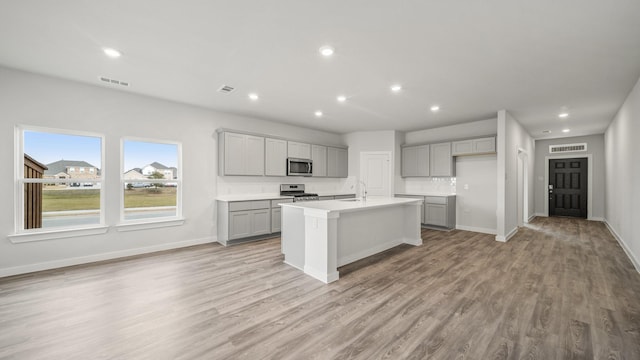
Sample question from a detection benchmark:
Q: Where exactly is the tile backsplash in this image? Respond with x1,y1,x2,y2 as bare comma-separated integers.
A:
403,177,456,194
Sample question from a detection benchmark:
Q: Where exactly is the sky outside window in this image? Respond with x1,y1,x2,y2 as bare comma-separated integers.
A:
124,140,178,172
24,131,102,169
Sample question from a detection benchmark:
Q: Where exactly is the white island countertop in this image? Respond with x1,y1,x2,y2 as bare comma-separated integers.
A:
216,194,294,202
280,197,422,214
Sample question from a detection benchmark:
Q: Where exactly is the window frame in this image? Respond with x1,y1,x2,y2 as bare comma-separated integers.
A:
119,137,183,227
13,125,106,238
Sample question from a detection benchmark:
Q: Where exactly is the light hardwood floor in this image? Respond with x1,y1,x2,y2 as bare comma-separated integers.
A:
1,217,639,359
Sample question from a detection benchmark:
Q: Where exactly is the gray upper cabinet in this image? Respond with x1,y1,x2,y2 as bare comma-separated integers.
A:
327,147,348,178
287,141,311,159
401,145,429,177
220,132,265,176
452,136,496,156
311,144,327,177
265,138,287,176
430,142,454,177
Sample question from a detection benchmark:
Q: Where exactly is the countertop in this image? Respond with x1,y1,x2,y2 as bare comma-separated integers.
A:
216,194,294,202
280,197,422,214
217,192,356,202
395,192,456,197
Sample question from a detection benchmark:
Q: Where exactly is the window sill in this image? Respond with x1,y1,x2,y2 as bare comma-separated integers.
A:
116,218,185,232
8,226,109,243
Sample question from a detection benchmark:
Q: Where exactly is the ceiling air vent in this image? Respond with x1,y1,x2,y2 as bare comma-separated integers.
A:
99,76,130,87
549,143,587,153
217,85,235,94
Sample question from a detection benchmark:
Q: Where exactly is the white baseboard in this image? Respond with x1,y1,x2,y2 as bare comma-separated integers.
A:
588,217,605,222
527,214,537,222
455,225,497,235
604,220,640,274
534,213,547,218
0,236,216,278
495,227,518,243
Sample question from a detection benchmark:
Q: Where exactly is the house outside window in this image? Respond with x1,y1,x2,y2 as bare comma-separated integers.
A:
122,139,181,222
17,127,104,232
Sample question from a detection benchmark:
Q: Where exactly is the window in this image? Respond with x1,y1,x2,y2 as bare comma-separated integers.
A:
18,127,104,232
122,139,181,222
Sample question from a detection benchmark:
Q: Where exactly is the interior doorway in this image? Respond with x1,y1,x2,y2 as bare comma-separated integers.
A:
359,152,392,197
548,157,588,218
517,149,529,226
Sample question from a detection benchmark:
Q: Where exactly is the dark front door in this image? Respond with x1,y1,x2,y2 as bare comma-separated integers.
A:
549,158,587,218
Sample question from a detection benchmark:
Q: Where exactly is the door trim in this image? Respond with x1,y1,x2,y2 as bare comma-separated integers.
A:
359,151,393,197
544,154,592,219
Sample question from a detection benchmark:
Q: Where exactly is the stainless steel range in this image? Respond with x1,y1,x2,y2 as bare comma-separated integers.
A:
280,184,319,202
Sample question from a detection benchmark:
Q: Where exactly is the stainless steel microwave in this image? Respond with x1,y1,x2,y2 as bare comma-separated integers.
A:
287,158,313,176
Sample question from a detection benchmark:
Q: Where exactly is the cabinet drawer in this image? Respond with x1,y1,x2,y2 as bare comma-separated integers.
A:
271,199,293,208
229,200,270,211
425,196,447,205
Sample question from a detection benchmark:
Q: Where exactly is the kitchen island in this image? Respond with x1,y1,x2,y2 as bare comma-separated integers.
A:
280,197,423,283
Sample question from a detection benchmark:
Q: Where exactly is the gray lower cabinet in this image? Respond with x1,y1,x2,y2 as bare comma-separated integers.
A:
219,199,291,245
395,194,456,229
424,196,456,229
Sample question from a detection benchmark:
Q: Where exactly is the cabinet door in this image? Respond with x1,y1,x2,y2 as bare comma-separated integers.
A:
452,140,473,156
288,141,311,159
245,135,265,175
271,208,282,232
430,142,454,177
417,145,430,176
311,145,327,177
401,147,418,177
265,138,287,176
223,132,247,175
425,204,447,227
327,147,348,178
251,209,271,236
473,137,495,153
229,210,252,239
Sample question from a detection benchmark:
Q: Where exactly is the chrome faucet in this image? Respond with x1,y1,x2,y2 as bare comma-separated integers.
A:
357,180,367,201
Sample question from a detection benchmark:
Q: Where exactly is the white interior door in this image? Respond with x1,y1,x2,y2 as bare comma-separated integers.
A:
360,152,391,197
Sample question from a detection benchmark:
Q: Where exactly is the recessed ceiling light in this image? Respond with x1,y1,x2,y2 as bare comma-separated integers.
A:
430,105,440,112
337,95,347,103
390,84,402,93
314,111,323,117
103,48,122,58
562,129,570,133
558,112,569,118
248,93,259,101
542,130,551,134
319,46,335,57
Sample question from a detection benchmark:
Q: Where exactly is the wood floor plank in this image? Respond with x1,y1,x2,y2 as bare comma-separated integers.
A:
1,217,639,359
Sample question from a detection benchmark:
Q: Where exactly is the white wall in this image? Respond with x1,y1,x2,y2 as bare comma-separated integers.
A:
455,155,498,234
405,118,497,144
496,110,535,241
605,75,640,271
534,135,605,220
0,66,344,276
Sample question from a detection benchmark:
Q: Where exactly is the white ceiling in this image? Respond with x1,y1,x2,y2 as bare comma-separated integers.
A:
1,1,640,138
